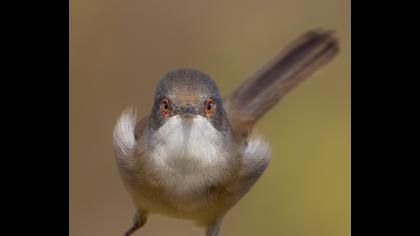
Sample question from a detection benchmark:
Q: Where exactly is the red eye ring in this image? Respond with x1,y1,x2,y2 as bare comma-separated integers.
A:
160,99,170,117
204,98,216,117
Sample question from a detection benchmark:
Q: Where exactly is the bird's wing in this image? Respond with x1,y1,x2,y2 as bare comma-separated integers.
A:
113,108,151,180
113,107,138,160
223,30,339,139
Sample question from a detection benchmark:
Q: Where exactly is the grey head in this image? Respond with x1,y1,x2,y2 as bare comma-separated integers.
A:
149,68,231,133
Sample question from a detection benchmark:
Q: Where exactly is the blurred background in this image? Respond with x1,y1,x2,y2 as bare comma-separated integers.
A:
70,0,350,235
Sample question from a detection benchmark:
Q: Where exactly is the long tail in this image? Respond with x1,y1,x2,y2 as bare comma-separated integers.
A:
223,29,339,138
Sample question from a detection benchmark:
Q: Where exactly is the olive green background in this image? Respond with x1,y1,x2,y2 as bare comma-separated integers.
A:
70,0,350,235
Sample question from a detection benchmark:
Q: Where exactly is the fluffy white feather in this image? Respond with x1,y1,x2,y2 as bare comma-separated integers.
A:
113,107,137,160
243,137,271,165
244,136,271,173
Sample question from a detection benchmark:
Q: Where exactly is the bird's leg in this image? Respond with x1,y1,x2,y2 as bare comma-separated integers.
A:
205,219,222,236
124,211,147,236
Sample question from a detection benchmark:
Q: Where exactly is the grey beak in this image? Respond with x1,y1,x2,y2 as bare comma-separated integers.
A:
177,104,197,118
184,106,194,113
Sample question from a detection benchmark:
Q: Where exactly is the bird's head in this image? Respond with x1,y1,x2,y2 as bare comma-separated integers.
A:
149,69,230,134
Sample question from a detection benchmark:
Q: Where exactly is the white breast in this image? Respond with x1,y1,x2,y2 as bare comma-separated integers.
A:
144,115,231,197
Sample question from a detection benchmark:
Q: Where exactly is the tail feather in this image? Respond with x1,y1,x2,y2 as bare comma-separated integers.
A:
223,30,339,138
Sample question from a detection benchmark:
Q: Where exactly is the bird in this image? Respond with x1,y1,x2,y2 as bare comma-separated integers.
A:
112,29,339,236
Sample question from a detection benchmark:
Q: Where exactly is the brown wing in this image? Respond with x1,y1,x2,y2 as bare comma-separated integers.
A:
223,30,339,139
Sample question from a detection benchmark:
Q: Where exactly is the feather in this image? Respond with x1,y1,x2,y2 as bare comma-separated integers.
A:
223,30,339,138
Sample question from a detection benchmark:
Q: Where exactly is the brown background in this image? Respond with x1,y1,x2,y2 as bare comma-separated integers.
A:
70,0,350,235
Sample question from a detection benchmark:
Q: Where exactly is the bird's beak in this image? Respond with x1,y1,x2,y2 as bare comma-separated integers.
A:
177,105,197,119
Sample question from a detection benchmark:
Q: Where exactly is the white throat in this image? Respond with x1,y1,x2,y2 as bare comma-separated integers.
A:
144,115,230,196
151,115,226,168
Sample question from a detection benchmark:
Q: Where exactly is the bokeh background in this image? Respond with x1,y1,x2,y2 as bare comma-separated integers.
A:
70,0,350,235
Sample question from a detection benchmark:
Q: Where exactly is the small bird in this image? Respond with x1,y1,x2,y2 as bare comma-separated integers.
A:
113,30,339,236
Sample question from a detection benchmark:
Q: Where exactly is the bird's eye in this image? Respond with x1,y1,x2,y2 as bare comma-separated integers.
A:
160,99,170,117
204,98,216,117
